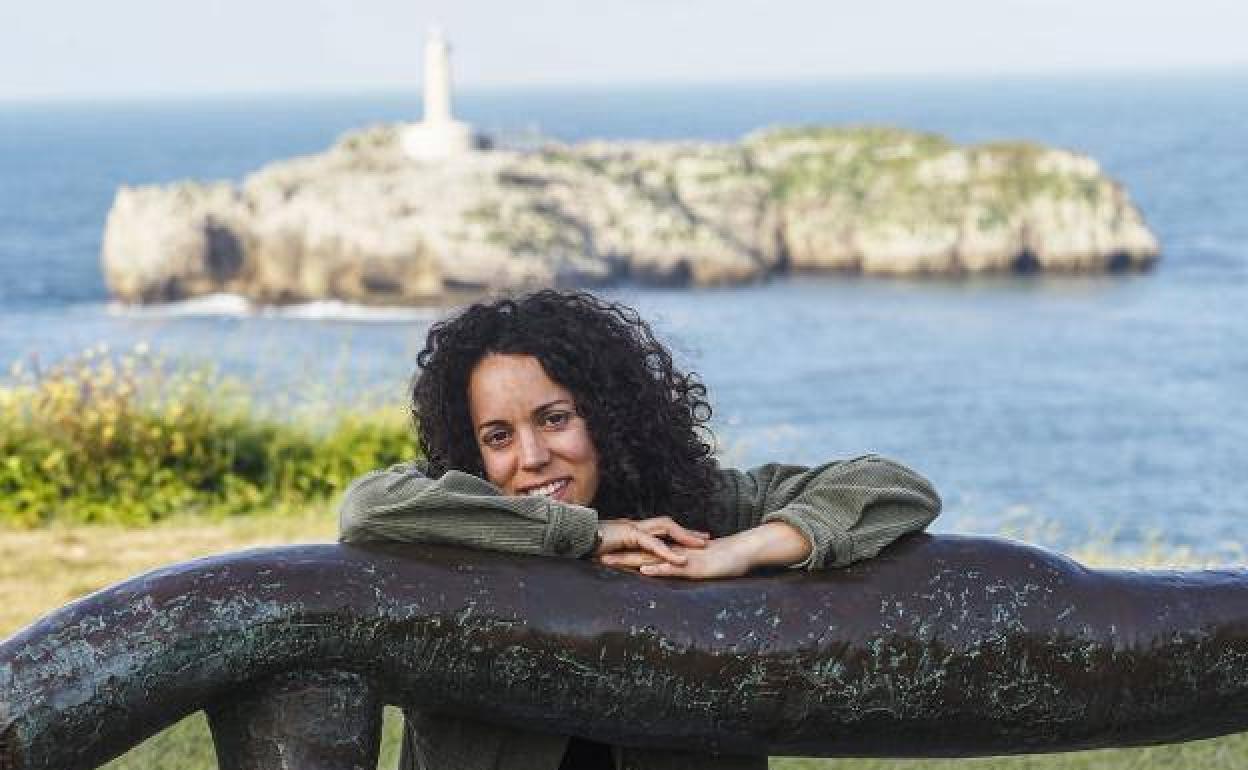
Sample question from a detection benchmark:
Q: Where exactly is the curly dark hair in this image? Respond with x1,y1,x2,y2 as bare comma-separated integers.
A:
411,289,719,523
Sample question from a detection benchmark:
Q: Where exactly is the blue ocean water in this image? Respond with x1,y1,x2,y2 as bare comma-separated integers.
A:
1,73,1246,555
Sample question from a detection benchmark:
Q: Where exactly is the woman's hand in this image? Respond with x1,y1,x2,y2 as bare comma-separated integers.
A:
637,536,755,579
626,521,813,579
593,517,709,568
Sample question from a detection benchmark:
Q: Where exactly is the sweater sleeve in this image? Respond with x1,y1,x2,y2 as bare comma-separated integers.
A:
716,454,941,570
337,462,600,559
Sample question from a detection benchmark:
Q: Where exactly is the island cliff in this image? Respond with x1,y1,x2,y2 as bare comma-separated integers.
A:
102,125,1160,304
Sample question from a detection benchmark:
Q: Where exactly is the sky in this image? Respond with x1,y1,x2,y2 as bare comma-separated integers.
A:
3,0,1246,100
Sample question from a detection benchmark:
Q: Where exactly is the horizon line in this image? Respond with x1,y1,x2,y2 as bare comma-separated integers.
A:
3,63,1246,106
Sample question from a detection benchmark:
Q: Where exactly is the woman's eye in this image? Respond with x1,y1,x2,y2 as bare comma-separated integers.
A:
483,430,510,447
543,411,571,428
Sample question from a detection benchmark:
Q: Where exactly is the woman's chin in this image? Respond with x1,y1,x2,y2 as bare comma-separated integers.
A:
557,482,596,507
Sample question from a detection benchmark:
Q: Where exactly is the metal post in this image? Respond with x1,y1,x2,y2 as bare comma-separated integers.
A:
207,670,382,770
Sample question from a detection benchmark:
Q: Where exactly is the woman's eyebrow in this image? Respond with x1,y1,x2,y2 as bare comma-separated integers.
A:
475,400,571,431
533,399,573,414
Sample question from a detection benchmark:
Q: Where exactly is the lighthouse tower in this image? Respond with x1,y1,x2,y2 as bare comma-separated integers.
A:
402,28,477,161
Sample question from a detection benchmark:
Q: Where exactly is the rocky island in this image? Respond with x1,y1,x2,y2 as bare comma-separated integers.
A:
101,124,1160,305
102,122,1160,305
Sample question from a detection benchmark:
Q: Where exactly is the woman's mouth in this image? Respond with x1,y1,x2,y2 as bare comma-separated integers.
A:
522,478,570,499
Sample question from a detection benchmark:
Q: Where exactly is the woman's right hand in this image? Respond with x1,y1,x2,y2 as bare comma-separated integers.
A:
593,517,709,569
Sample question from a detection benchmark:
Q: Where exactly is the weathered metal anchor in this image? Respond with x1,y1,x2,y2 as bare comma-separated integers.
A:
3,535,1248,769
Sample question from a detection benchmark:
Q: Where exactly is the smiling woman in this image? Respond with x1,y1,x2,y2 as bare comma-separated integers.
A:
337,289,942,770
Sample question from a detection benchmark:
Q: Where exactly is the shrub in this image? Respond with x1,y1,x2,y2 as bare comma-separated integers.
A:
0,345,415,527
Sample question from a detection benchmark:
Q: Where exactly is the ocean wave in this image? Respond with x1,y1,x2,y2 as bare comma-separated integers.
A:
106,294,441,322
259,300,442,322
107,294,252,317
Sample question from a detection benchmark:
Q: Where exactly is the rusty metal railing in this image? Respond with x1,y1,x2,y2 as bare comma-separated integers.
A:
4,535,1248,769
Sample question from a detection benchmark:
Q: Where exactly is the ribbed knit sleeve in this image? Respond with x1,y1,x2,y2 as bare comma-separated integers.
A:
715,454,941,570
337,462,600,559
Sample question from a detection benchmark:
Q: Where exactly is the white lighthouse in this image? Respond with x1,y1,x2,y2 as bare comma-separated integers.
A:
402,27,478,161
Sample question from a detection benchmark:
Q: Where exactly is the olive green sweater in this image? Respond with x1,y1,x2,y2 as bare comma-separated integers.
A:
337,454,941,770
339,454,940,570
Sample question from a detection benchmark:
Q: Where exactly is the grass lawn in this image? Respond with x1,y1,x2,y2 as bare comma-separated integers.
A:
3,514,1245,770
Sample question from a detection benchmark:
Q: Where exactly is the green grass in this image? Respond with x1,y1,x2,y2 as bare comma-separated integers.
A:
101,707,407,770
777,736,1248,770
99,711,1248,769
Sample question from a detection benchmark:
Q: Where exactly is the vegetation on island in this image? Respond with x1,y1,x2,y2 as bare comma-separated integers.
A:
749,125,957,202
745,126,1104,231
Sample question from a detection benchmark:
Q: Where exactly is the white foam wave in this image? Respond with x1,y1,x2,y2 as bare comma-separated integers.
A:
107,294,441,322
260,300,442,322
108,293,253,318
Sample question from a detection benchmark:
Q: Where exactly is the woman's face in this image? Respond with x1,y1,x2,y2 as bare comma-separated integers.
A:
468,353,601,506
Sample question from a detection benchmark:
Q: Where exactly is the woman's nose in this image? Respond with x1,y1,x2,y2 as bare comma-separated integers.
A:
516,429,550,469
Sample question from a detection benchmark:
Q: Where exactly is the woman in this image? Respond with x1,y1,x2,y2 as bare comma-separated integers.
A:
339,289,941,770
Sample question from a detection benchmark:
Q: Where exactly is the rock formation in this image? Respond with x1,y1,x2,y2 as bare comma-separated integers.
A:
101,125,1160,304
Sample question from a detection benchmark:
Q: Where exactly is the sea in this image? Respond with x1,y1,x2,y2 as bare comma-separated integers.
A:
2,73,1246,557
